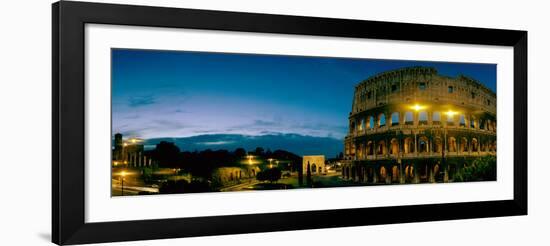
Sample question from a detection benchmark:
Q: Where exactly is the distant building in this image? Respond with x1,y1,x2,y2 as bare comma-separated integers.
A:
112,133,152,167
302,155,325,175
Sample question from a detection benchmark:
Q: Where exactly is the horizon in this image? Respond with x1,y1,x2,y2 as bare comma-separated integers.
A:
112,48,497,144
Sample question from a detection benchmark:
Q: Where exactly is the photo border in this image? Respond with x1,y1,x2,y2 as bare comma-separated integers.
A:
52,1,527,245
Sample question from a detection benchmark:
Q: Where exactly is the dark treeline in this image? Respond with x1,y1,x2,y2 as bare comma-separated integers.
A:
146,141,302,178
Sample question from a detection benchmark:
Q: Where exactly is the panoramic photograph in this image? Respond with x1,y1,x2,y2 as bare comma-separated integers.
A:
111,49,497,196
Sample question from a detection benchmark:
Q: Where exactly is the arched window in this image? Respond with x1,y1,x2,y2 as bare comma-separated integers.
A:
378,113,386,127
404,137,414,153
434,137,443,153
418,136,429,153
377,140,386,155
432,112,441,124
390,138,399,155
350,121,356,133
460,137,469,152
404,112,414,125
380,166,387,179
392,166,399,182
391,112,399,126
419,111,428,125
367,141,374,155
479,119,486,129
369,116,374,130
459,115,466,127
358,118,364,131
448,137,457,152
447,113,455,125
470,116,476,128
472,138,479,152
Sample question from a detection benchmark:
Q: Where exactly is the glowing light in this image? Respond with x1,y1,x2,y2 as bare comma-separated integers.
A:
411,104,426,111
444,110,458,117
121,171,126,177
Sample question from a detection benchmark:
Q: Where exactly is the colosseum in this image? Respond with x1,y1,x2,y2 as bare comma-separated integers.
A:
342,66,496,184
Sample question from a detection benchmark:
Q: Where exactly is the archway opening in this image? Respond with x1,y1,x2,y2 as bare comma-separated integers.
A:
390,138,399,155
391,112,399,126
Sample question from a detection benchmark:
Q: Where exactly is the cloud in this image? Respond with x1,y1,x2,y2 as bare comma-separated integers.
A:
128,95,156,107
252,120,280,126
197,140,236,145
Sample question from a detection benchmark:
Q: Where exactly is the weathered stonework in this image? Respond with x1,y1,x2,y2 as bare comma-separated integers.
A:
342,66,496,184
302,155,326,175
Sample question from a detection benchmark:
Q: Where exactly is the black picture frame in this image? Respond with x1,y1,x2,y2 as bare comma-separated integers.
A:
52,1,527,245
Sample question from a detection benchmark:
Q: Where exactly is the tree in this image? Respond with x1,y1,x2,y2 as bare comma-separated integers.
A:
256,168,282,183
234,148,246,158
454,156,496,182
152,141,181,168
254,147,265,156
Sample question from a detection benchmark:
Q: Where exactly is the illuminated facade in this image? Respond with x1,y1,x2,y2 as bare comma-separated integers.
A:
112,133,152,167
302,155,326,175
342,67,496,184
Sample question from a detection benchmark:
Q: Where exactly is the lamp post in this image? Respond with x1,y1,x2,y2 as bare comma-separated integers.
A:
120,171,126,196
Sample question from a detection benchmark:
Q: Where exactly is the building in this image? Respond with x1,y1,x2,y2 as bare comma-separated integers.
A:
302,155,326,175
211,166,261,187
342,67,496,184
112,133,152,167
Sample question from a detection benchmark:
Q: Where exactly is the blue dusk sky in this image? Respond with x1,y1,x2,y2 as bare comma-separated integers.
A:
112,49,496,141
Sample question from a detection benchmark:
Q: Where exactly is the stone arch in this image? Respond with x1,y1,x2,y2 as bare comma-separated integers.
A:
470,116,477,128
405,165,414,180
391,112,399,126
404,111,414,125
311,163,317,174
378,113,386,127
377,140,387,155
367,141,374,155
479,119,486,130
404,137,414,154
379,166,387,180
350,121,356,133
460,137,468,153
368,116,375,130
391,166,399,182
448,137,457,152
418,136,429,153
432,111,441,124
459,115,466,127
434,137,443,153
446,113,455,125
418,111,428,125
367,167,374,182
390,138,399,155
471,138,479,152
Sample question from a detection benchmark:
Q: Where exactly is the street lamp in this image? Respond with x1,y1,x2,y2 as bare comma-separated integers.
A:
120,171,126,196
